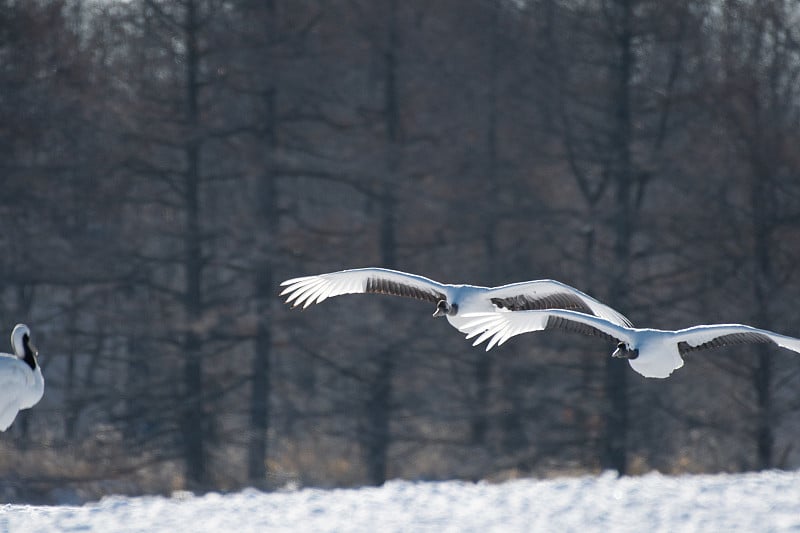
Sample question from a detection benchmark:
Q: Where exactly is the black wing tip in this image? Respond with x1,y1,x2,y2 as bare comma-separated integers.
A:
365,276,444,304
678,331,774,355
491,293,593,314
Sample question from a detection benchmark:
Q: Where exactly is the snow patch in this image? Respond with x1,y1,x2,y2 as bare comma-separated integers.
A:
3,470,800,532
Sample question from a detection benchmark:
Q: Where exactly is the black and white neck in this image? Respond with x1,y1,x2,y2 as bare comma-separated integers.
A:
11,324,37,370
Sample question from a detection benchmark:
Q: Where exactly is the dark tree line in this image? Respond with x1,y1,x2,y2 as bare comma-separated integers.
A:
1,0,800,502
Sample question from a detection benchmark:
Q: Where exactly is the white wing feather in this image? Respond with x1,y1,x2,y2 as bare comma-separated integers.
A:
280,268,449,309
674,324,800,354
462,310,635,352
484,280,632,327
281,269,630,328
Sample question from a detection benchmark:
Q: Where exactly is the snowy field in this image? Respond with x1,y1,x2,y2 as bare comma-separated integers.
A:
2,470,800,532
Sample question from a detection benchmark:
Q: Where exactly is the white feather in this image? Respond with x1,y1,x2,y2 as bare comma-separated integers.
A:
460,310,800,379
280,267,631,334
0,324,44,431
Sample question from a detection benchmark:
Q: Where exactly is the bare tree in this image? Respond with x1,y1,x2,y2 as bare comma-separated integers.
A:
705,0,800,469
537,0,704,473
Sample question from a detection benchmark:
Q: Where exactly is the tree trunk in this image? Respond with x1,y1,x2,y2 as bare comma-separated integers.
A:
602,0,634,476
65,288,79,440
181,0,208,489
248,85,278,484
754,346,773,469
249,264,272,484
473,0,501,447
365,345,394,485
751,170,774,470
362,0,400,486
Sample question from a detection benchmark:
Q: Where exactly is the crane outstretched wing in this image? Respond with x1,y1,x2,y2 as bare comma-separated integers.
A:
485,280,632,327
674,324,800,356
462,309,633,351
280,267,448,309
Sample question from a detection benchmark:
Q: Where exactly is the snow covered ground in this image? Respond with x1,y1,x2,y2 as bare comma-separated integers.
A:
3,470,799,532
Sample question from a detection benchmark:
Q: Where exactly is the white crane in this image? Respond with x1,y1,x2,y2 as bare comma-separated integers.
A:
461,309,800,379
0,324,44,431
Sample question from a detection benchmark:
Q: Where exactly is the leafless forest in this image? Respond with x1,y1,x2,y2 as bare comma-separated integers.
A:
2,0,800,503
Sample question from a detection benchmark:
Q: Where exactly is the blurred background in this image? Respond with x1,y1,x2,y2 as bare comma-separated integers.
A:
2,0,800,503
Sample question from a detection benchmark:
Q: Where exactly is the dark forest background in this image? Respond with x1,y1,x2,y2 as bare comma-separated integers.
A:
2,0,800,503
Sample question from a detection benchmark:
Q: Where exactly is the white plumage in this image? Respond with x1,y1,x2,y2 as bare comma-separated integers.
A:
461,309,800,379
279,267,631,333
0,324,44,431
